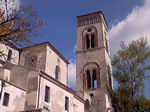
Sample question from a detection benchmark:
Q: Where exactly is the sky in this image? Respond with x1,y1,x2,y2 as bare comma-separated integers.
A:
7,0,150,98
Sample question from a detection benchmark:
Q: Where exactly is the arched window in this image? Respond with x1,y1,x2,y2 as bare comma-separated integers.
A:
7,49,12,61
105,38,109,52
82,26,98,50
83,62,100,90
108,66,112,89
55,66,60,81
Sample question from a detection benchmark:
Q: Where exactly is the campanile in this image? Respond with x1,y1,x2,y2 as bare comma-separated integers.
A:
76,11,113,112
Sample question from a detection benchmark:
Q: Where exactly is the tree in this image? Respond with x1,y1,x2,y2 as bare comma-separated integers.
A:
108,37,150,112
0,0,44,46
0,0,44,100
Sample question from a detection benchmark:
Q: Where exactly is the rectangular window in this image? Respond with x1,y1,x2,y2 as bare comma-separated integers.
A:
44,86,50,103
65,96,69,111
7,50,12,61
3,92,10,107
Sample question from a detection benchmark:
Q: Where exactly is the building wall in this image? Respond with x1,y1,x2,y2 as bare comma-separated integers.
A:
19,44,68,85
76,18,109,92
76,49,107,91
0,69,10,81
45,46,68,85
0,80,26,112
74,97,85,112
38,76,84,112
19,45,47,72
76,23,103,52
24,71,39,111
0,43,19,65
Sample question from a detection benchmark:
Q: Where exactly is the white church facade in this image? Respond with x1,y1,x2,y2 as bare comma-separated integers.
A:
0,11,113,112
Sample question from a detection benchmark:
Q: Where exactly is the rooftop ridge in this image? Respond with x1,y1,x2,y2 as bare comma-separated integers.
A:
21,42,70,64
77,11,102,18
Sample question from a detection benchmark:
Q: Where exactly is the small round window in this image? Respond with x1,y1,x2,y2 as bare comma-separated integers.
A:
87,28,92,32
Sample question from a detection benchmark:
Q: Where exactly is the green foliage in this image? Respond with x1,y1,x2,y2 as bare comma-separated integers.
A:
109,37,150,112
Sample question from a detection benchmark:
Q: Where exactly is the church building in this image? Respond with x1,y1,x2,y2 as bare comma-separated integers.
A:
0,11,113,112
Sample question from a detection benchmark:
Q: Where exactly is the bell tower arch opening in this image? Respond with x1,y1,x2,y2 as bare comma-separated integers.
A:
83,62,100,90
82,26,98,50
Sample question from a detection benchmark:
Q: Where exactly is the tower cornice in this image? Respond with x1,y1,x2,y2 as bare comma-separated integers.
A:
77,11,108,28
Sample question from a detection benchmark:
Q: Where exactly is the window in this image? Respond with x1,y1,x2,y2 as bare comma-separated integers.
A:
87,70,91,89
108,67,112,89
7,50,12,61
44,86,50,103
84,63,100,90
82,27,98,50
3,92,10,107
55,66,60,81
86,69,97,89
109,75,112,89
92,69,97,89
86,33,96,49
86,35,90,49
105,38,109,52
65,96,69,111
91,34,95,48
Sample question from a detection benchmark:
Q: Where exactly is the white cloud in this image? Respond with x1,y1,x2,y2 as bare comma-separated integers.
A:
68,59,76,90
109,0,150,55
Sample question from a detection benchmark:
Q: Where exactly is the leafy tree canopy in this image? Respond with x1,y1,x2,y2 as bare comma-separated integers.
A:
108,37,150,112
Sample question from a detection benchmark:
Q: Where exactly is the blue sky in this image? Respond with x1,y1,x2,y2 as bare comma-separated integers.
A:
30,0,144,59
23,0,150,98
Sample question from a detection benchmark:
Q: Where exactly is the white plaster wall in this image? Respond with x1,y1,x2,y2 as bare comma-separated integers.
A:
38,77,84,112
74,98,85,112
45,46,68,85
105,94,111,108
0,43,19,65
0,81,26,112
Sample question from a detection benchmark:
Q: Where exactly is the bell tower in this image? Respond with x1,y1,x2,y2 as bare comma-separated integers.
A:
76,11,113,112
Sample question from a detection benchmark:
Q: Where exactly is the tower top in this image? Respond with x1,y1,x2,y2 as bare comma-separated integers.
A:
77,11,108,28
